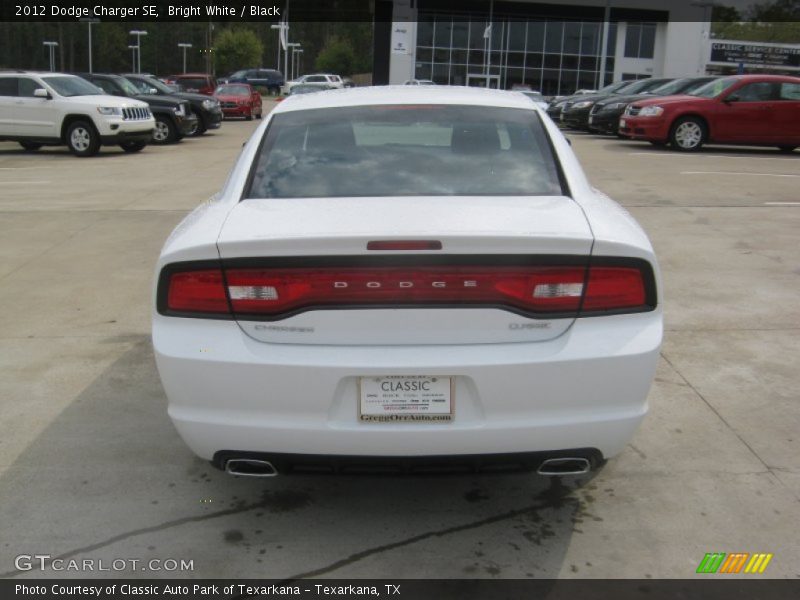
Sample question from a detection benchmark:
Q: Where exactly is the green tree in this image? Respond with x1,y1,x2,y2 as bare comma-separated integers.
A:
213,28,263,76
315,36,356,76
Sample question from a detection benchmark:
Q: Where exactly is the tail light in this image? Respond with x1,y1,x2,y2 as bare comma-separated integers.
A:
158,259,655,320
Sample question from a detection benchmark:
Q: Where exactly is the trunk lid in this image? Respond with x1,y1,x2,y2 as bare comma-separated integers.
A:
216,196,593,345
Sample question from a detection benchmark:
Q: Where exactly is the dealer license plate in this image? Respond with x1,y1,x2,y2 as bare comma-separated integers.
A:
588,116,594,125
359,376,453,423
620,118,626,128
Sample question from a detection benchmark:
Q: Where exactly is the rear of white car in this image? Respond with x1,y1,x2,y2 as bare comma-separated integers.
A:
153,87,662,477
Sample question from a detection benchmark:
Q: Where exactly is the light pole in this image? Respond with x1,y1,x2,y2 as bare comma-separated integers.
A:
178,43,192,73
43,41,58,72
294,48,304,79
128,45,137,72
270,22,286,71
287,43,300,80
79,18,99,73
129,30,148,73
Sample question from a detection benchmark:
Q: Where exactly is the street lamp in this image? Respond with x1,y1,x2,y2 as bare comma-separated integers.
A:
294,48,304,80
287,43,300,80
178,43,193,73
128,45,137,72
129,29,148,73
79,18,100,73
270,22,287,71
43,41,58,72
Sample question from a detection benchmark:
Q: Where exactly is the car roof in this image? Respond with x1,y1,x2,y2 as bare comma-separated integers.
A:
273,85,540,114
175,73,212,78
0,71,76,77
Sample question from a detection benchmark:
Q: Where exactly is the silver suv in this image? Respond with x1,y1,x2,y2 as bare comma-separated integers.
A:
0,71,155,156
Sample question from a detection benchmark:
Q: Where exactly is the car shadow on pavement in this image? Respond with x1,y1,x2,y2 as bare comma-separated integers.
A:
0,338,601,579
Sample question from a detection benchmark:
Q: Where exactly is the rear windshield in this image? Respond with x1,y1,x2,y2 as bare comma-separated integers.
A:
245,105,563,199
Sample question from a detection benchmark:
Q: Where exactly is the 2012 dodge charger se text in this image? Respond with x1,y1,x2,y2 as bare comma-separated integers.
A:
152,86,662,478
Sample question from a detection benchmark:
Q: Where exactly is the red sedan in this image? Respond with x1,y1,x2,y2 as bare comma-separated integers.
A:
620,74,800,152
213,84,263,121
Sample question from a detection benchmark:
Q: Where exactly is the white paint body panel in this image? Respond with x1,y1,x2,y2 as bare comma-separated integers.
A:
153,86,662,463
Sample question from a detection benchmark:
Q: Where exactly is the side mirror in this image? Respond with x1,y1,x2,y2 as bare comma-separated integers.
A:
148,87,158,95
33,88,50,99
723,94,740,104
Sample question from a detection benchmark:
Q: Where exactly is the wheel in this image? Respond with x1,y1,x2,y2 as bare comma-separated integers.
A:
186,119,199,136
19,141,42,151
66,121,100,157
193,118,208,136
119,141,146,153
256,109,262,120
777,146,797,153
245,111,253,121
669,117,706,152
152,115,178,144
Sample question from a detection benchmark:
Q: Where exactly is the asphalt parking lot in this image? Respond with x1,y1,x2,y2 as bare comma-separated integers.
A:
1,104,798,580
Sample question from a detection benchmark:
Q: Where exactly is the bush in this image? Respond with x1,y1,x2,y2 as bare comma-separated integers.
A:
214,29,263,76
315,37,356,76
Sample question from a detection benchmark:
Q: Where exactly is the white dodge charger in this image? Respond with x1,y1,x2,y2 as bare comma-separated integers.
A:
153,86,662,477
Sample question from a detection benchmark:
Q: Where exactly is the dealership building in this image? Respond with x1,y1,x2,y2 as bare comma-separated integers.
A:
373,0,714,94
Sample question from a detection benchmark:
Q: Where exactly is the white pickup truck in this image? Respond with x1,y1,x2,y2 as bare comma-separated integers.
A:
0,71,155,156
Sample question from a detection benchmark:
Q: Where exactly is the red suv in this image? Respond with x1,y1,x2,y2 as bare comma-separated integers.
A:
620,74,800,152
166,73,217,96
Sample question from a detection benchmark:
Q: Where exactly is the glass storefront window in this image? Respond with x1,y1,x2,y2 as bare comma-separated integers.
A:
508,21,526,51
452,21,468,48
414,13,645,94
544,21,563,53
563,22,581,55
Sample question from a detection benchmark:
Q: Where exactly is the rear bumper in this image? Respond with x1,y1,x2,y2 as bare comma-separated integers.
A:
619,116,671,141
153,311,662,462
212,449,604,475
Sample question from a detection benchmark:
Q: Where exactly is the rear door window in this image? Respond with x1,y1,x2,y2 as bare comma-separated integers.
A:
778,83,800,101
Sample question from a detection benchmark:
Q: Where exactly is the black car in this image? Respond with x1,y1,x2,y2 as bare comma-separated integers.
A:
222,68,284,95
124,74,222,136
588,77,719,136
561,78,674,130
77,73,196,144
546,81,631,122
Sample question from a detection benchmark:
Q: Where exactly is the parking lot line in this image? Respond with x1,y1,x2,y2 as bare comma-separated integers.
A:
680,171,800,178
764,202,800,206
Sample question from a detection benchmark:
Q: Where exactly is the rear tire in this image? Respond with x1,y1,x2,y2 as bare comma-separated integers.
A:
778,145,797,153
119,141,146,153
19,141,42,151
66,121,100,157
153,115,178,144
669,117,706,152
245,112,253,121
194,118,208,136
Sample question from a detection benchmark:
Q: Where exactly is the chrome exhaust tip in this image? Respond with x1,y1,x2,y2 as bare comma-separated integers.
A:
537,457,591,476
225,458,278,477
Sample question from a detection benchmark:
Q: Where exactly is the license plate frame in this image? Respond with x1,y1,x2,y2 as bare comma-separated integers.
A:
358,376,453,423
